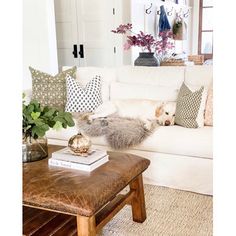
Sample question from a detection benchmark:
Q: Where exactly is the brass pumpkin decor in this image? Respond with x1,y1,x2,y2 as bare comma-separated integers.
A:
68,133,92,156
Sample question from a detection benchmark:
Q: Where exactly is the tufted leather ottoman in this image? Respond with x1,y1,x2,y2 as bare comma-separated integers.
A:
23,145,150,236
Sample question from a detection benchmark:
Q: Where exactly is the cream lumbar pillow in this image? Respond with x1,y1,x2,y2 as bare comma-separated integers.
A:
175,83,207,128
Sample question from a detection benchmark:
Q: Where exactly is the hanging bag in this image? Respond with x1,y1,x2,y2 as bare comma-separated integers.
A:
173,14,187,40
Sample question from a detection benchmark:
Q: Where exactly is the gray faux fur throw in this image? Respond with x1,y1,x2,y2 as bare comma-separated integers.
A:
75,114,158,150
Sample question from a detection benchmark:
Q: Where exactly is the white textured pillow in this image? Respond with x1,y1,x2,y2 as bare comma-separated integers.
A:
65,75,102,112
110,82,179,101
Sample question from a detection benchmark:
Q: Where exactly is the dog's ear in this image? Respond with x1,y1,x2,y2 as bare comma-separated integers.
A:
155,106,164,118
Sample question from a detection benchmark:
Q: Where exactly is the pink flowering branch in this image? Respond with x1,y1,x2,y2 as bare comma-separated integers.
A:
111,23,174,54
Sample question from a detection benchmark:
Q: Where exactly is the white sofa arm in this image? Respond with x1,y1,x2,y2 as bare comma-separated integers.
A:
23,89,32,104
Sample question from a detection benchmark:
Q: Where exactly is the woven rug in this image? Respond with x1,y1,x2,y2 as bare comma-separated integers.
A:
98,184,213,236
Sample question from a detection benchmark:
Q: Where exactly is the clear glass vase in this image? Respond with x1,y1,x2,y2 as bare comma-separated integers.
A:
22,136,48,163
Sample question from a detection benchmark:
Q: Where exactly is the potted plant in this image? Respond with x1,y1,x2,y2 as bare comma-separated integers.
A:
22,94,75,162
111,23,174,66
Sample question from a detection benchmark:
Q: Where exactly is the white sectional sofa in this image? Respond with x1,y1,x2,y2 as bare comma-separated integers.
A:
46,65,213,195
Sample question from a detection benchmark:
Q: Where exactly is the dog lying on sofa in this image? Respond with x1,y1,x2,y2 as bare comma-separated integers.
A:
88,100,176,130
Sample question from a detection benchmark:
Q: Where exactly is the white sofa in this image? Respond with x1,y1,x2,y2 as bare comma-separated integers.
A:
46,65,213,195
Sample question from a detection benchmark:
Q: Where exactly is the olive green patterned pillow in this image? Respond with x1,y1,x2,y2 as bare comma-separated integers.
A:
175,83,204,128
29,66,77,110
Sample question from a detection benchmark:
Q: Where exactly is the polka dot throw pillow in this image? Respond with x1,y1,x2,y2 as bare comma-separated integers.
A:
65,75,102,113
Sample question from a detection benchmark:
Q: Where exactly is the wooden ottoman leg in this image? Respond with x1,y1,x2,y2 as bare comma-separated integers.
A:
129,174,147,223
77,215,96,236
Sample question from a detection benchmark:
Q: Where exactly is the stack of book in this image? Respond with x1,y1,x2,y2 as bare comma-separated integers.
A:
48,147,109,172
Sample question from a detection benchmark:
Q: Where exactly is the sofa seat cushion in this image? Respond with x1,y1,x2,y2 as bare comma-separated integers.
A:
90,126,212,159
138,126,212,159
47,124,212,159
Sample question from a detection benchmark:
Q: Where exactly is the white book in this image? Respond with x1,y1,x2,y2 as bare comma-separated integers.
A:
51,147,107,165
48,155,109,172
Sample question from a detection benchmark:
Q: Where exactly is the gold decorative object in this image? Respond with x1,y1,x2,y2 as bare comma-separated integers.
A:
68,132,91,156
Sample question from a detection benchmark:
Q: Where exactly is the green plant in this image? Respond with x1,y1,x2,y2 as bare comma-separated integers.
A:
22,94,75,140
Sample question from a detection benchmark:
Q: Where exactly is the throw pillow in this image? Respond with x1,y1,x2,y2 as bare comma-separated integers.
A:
175,83,206,128
29,66,77,110
204,84,213,126
65,75,102,113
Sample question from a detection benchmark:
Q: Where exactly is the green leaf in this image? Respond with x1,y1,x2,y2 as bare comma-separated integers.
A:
44,109,56,118
58,111,65,117
64,113,75,127
33,119,44,126
27,104,34,114
53,121,63,131
41,124,50,131
53,116,65,124
47,120,56,128
31,112,41,120
31,124,49,138
32,126,45,138
25,114,34,124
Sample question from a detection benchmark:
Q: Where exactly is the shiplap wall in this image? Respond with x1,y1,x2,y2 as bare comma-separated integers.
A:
23,0,58,89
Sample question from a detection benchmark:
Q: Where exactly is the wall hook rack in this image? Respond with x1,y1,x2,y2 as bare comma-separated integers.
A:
167,7,174,16
177,8,182,17
157,9,161,15
183,9,190,18
145,3,152,14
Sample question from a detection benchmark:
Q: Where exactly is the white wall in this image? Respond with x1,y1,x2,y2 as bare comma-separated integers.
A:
23,0,58,89
190,0,200,54
113,0,132,66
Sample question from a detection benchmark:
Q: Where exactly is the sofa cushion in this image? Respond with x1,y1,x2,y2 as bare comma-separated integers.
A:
110,82,179,101
46,125,212,159
90,126,212,159
116,66,185,87
139,125,212,159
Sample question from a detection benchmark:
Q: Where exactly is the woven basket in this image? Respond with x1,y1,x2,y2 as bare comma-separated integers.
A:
160,59,185,66
188,55,204,65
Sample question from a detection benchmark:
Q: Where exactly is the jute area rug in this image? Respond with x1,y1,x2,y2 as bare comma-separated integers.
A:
98,184,213,236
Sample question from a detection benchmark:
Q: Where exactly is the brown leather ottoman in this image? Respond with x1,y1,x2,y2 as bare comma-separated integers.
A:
23,145,150,236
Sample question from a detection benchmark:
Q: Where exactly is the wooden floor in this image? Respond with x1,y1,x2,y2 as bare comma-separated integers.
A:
23,206,78,236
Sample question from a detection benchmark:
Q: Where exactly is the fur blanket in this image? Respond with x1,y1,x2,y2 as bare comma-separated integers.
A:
76,115,158,150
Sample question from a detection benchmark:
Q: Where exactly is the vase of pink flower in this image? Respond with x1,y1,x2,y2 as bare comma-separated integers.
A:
134,52,159,66
111,23,174,66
